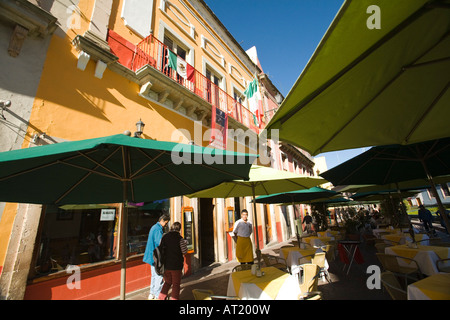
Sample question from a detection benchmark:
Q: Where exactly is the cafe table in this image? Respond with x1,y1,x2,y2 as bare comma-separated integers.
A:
338,241,362,274
408,273,450,300
385,244,450,276
302,236,333,247
279,246,329,276
382,233,429,246
317,230,340,238
227,266,301,300
372,227,403,238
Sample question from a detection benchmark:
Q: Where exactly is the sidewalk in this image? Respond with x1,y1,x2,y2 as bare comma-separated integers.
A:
117,237,394,300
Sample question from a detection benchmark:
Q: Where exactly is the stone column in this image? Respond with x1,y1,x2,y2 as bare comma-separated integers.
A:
0,204,43,300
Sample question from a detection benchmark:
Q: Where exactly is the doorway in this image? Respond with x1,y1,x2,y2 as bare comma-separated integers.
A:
199,198,215,267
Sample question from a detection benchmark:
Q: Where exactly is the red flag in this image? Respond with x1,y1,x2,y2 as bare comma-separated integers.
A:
210,106,228,149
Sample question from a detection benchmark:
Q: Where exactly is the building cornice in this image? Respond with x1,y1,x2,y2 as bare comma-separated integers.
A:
0,0,57,38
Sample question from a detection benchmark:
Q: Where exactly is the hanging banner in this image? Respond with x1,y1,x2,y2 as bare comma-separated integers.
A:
210,106,228,149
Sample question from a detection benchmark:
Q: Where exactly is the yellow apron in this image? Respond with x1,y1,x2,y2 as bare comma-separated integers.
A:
236,236,254,263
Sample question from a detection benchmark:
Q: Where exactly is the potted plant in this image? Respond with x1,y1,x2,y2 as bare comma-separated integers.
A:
343,218,362,241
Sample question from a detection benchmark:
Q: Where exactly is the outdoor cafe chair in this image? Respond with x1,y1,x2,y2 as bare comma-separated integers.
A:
436,258,450,273
321,244,336,263
261,253,289,273
192,289,240,300
298,252,331,283
380,271,407,300
376,253,423,288
298,263,320,294
427,237,450,247
375,242,392,254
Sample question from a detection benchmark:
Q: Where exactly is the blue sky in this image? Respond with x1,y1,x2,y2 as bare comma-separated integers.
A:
204,0,366,169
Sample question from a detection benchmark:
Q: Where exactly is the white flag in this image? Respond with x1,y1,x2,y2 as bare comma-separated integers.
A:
177,57,187,79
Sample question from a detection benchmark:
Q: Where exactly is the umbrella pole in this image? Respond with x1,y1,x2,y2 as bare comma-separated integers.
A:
420,159,450,235
120,203,128,300
251,185,262,270
293,200,301,248
395,183,416,244
120,146,130,300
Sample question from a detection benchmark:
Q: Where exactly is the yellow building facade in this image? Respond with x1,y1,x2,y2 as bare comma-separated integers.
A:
0,0,314,300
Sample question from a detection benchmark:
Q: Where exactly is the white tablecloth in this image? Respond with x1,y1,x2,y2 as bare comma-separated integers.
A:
382,233,429,246
279,247,329,276
227,267,301,300
385,245,450,276
408,273,450,300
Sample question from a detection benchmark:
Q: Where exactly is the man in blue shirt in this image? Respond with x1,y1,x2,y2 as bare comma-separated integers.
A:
143,213,170,300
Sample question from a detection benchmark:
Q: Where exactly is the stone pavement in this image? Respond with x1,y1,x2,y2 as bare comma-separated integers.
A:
118,237,392,300
118,222,449,301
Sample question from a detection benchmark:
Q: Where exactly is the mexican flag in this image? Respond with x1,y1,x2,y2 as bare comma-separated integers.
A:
167,50,195,82
244,78,263,127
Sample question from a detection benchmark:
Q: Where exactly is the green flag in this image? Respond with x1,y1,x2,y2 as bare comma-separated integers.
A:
244,78,257,99
167,50,177,70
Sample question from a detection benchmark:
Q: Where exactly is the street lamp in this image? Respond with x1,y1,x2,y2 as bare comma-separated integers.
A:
134,119,145,138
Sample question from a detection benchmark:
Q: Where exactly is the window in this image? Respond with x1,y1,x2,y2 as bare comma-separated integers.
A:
32,200,169,278
206,68,221,107
233,90,243,122
162,35,189,83
281,152,288,171
293,159,299,174
441,184,450,198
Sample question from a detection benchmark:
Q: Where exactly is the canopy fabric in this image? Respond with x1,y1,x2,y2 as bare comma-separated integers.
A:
320,138,450,186
265,0,450,156
351,190,421,202
186,165,327,199
319,138,450,233
0,133,257,300
333,174,450,193
253,186,338,204
0,134,257,205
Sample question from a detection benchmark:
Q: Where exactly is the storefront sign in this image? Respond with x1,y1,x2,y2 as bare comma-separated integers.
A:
100,208,116,221
182,206,194,252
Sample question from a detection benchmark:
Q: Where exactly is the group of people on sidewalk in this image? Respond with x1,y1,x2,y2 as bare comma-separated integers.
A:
142,209,255,300
143,214,188,300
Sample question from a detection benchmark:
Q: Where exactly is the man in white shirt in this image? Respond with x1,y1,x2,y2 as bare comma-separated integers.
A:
232,209,254,264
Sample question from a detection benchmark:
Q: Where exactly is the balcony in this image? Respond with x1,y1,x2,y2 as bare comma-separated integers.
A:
106,30,263,135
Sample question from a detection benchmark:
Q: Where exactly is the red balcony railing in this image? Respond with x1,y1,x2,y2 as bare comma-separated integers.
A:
108,31,263,133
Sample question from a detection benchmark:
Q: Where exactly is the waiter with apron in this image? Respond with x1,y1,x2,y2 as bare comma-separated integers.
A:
232,209,254,264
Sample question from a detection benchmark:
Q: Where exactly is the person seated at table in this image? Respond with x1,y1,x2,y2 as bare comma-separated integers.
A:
232,209,254,265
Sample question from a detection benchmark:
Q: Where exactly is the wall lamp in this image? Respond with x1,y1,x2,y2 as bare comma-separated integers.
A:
134,119,145,138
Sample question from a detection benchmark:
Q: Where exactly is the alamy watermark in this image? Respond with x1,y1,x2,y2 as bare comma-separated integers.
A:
366,265,381,290
367,5,381,29
170,122,278,166
66,265,81,290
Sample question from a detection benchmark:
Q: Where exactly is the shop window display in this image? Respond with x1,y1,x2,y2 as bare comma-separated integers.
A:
32,200,169,278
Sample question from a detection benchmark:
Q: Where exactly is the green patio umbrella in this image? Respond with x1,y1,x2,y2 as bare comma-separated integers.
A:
0,133,257,299
333,174,450,193
186,165,327,268
350,190,420,202
253,187,338,204
265,0,450,155
254,186,339,243
320,138,450,234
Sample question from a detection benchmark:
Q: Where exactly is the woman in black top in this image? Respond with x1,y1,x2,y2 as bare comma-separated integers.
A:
158,222,188,300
